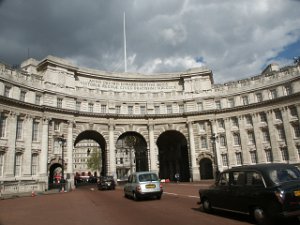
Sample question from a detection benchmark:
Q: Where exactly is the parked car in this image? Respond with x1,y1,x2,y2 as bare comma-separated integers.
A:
124,171,163,200
199,163,300,225
97,176,116,190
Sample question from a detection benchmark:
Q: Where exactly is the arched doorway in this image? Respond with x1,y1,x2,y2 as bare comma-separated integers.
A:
74,130,107,176
115,132,148,180
157,130,190,182
49,162,64,189
200,158,213,180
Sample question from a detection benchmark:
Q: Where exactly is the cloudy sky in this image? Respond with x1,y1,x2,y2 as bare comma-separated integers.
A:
0,0,300,83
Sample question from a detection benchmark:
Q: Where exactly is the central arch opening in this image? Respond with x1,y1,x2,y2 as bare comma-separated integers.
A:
157,130,190,182
116,132,148,181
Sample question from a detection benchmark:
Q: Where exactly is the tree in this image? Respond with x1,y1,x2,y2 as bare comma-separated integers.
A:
87,148,101,174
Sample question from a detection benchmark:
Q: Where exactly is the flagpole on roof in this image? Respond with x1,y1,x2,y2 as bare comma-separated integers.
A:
123,12,127,73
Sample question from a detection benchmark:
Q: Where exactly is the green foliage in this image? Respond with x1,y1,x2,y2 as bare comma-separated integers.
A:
87,148,101,172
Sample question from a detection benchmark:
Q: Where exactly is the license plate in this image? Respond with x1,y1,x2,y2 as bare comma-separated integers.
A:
294,190,300,197
146,184,156,189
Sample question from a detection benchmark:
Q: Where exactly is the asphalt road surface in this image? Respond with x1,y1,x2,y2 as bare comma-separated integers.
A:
0,182,299,225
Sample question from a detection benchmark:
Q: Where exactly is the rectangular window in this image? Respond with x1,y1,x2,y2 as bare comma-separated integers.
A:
57,98,63,108
88,103,94,112
245,115,253,125
35,94,41,105
242,96,249,105
20,90,26,101
274,109,282,120
4,86,11,97
231,117,239,127
140,106,146,115
16,118,23,140
167,105,172,114
0,114,6,138
116,105,121,114
179,105,184,113
221,154,228,167
54,121,60,132
101,104,106,113
197,102,203,111
290,106,298,117
260,112,267,122
250,151,257,164
31,154,38,175
248,131,255,145
236,152,243,165
76,101,81,111
32,120,39,141
154,106,160,114
284,85,292,95
219,135,226,147
128,106,133,115
281,148,289,161
293,124,300,138
200,136,208,149
270,89,277,99
262,129,270,142
199,122,205,131
215,100,221,109
0,153,4,176
218,119,225,129
277,127,285,140
233,133,241,145
15,154,22,176
256,93,263,102
265,149,273,162
228,98,235,108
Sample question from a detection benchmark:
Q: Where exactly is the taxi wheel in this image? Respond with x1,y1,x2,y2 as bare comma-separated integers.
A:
202,198,212,213
253,207,270,225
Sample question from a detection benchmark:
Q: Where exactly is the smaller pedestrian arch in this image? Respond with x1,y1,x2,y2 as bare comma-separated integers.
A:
199,158,213,180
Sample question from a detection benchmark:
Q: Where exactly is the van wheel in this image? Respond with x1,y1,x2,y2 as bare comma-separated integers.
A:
202,198,212,213
133,192,139,201
253,207,270,225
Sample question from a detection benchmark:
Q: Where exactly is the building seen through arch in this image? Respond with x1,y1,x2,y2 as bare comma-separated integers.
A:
0,56,299,195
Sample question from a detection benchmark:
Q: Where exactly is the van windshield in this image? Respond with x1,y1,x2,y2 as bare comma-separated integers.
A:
269,167,300,184
138,173,159,182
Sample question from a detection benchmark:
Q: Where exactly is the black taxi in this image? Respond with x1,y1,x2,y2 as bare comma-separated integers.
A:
199,163,300,225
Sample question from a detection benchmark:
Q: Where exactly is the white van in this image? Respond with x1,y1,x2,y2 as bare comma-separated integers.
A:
124,171,163,200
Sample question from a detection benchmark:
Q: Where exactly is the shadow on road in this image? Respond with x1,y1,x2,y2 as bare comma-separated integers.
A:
192,206,300,225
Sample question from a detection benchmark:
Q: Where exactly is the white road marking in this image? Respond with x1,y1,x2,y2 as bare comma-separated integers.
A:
164,192,198,198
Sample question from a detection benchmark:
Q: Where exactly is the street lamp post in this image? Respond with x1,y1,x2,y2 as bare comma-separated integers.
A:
210,133,219,179
57,134,66,189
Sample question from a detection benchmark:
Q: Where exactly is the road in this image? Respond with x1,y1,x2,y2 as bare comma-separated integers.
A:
0,182,299,225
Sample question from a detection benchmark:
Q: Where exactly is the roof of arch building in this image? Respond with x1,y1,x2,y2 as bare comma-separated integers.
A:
0,55,299,118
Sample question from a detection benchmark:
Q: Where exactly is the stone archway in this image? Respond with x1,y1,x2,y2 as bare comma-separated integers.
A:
115,132,148,180
74,130,107,176
157,130,190,182
199,158,213,180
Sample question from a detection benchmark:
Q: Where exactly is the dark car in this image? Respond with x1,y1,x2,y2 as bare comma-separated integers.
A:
97,176,116,190
199,163,300,225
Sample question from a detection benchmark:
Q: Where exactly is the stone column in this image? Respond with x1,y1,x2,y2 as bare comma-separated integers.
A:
252,113,265,163
148,122,158,173
282,107,298,163
188,121,200,181
266,110,280,162
40,117,49,177
66,121,73,175
109,122,116,177
23,115,33,176
238,115,250,165
6,112,17,177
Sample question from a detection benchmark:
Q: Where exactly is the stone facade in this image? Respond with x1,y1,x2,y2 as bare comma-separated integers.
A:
0,55,300,195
